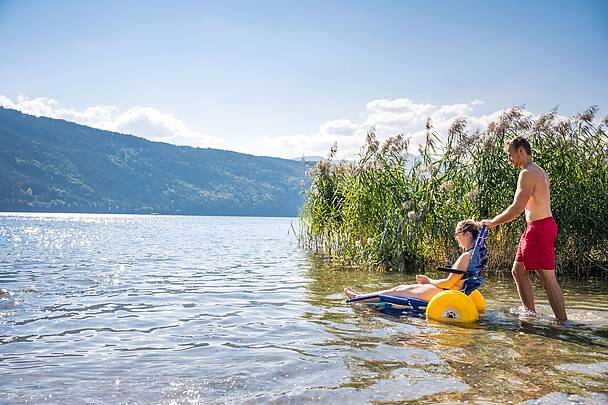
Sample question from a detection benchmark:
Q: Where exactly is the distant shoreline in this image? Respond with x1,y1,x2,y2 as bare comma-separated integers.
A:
0,211,299,220
1,108,307,220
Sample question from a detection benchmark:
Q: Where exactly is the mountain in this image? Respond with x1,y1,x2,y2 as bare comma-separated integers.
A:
291,155,325,163
0,107,309,217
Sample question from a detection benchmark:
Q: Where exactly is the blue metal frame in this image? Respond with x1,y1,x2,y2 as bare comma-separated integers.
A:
346,225,488,317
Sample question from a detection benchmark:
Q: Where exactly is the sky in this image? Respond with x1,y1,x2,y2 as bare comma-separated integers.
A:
1,0,607,159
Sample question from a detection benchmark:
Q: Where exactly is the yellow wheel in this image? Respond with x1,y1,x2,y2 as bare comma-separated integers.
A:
469,290,487,312
426,290,478,323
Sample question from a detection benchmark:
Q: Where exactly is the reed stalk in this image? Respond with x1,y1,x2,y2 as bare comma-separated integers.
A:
299,107,608,276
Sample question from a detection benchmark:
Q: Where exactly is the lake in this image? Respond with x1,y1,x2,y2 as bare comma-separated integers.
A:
1,213,607,404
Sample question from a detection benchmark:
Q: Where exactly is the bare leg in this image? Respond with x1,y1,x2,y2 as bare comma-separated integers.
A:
345,284,438,302
535,270,567,321
512,261,535,313
344,286,398,301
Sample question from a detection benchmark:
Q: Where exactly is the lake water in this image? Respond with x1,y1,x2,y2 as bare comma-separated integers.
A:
1,213,607,404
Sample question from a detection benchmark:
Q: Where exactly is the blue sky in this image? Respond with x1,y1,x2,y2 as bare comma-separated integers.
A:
1,0,606,158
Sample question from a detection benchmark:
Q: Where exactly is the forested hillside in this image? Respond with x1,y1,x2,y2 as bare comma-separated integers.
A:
0,108,307,216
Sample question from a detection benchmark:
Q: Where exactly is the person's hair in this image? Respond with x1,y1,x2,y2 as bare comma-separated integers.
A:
504,135,532,155
456,219,481,240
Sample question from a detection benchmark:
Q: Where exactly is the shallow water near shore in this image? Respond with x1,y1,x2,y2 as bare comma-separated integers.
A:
1,213,607,404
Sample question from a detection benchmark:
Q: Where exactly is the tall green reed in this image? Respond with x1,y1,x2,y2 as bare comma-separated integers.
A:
299,107,608,276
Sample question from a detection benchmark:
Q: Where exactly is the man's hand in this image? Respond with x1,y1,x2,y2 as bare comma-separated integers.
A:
416,275,430,284
481,219,497,229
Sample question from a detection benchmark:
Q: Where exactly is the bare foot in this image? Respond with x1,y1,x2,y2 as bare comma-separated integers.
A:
344,287,361,299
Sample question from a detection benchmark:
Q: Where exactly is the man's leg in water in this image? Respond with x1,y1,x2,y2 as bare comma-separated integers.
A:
535,269,567,321
512,261,536,313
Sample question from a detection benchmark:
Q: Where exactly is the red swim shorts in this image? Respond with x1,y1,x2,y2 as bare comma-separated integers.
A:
516,216,558,270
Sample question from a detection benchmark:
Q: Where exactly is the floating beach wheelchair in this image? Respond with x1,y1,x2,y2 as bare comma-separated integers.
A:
347,225,489,323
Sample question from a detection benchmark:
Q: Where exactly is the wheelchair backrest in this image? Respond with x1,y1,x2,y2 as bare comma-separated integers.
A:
461,225,488,295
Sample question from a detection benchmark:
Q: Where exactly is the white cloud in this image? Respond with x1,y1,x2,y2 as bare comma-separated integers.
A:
319,118,358,136
0,95,222,148
260,98,515,159
0,95,59,117
259,117,370,159
260,130,368,160
2,94,554,160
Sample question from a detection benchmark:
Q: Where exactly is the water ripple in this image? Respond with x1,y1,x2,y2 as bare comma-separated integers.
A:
1,213,607,404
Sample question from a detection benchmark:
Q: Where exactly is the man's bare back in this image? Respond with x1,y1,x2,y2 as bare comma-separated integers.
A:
485,144,554,227
520,162,552,222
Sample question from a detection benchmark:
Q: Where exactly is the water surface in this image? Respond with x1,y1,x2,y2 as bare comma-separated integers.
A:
1,213,607,404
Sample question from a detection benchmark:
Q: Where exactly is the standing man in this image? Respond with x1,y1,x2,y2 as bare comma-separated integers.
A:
482,136,567,321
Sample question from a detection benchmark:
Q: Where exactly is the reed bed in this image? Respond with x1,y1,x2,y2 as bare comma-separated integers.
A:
299,107,608,276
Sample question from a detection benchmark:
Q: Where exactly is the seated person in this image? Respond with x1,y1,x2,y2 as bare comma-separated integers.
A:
344,219,481,302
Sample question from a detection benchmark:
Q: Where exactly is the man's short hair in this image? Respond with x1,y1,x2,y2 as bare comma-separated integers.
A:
504,136,532,155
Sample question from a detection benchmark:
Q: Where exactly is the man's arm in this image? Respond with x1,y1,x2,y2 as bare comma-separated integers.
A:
483,170,534,228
